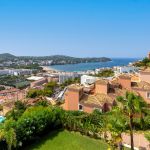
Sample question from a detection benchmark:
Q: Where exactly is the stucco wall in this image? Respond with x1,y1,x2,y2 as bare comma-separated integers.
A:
95,84,108,94
122,133,149,149
118,78,131,89
133,88,150,104
64,90,79,111
140,72,150,84
30,78,48,88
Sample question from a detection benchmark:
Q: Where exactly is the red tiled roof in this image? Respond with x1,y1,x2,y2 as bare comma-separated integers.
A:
80,93,114,108
0,88,20,94
96,79,109,85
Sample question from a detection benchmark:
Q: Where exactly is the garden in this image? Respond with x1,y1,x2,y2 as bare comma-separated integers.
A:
23,130,110,150
0,92,150,150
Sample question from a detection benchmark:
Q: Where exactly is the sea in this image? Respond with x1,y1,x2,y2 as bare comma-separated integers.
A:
50,58,141,72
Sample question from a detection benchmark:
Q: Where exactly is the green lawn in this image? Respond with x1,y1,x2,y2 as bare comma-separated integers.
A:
24,130,110,150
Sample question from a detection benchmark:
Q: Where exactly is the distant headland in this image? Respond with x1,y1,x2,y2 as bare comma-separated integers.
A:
0,53,111,65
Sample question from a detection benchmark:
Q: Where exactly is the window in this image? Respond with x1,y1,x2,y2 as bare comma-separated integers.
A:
147,92,150,99
78,104,83,111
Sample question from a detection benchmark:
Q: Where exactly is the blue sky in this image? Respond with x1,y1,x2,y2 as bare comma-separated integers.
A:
0,0,150,58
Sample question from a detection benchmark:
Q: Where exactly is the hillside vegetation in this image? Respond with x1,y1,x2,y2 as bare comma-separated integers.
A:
0,53,111,65
0,53,16,61
94,69,114,77
134,57,150,68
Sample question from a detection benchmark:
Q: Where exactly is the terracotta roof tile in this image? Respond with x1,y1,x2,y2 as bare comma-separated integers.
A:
132,81,150,91
68,84,83,91
96,79,109,85
80,93,114,108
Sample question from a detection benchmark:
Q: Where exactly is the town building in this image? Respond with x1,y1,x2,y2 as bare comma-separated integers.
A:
80,75,98,85
0,87,29,115
27,76,44,81
30,77,48,88
0,70,10,75
64,80,118,113
58,72,79,84
12,69,32,76
139,69,150,84
115,66,138,74
0,69,32,76
0,88,26,107
43,74,59,83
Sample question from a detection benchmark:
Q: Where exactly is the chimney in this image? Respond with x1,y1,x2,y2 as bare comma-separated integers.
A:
64,85,83,111
95,80,109,94
118,75,131,89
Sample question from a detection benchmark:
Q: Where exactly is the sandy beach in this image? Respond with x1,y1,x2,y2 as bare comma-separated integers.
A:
41,66,59,72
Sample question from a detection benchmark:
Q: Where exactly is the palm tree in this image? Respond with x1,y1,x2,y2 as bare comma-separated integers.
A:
4,128,16,150
0,119,17,150
145,131,150,148
107,107,126,150
117,91,147,150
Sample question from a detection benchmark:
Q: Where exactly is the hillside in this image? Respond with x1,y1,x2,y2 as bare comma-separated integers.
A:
0,53,111,65
0,53,16,61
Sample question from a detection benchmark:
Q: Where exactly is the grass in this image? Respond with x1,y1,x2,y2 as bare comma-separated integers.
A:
24,130,110,150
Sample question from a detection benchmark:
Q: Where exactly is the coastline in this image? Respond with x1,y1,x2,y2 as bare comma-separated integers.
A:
41,66,59,72
48,58,139,72
40,58,140,73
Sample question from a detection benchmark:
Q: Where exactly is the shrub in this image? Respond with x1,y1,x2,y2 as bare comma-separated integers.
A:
27,89,43,98
145,131,150,142
94,69,114,77
6,101,27,121
0,86,5,91
27,81,57,98
0,119,16,150
15,106,64,146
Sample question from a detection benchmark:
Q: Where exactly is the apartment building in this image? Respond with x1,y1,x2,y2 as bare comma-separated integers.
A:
80,75,98,85
115,66,138,74
0,88,26,104
58,72,79,84
0,69,32,76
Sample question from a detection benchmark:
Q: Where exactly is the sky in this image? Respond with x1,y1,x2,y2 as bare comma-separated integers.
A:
0,0,150,58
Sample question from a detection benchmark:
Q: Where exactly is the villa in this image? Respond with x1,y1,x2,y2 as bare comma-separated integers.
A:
64,68,150,113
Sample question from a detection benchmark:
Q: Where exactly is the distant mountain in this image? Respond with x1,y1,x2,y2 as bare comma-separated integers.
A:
0,53,111,65
19,55,112,65
0,53,16,61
